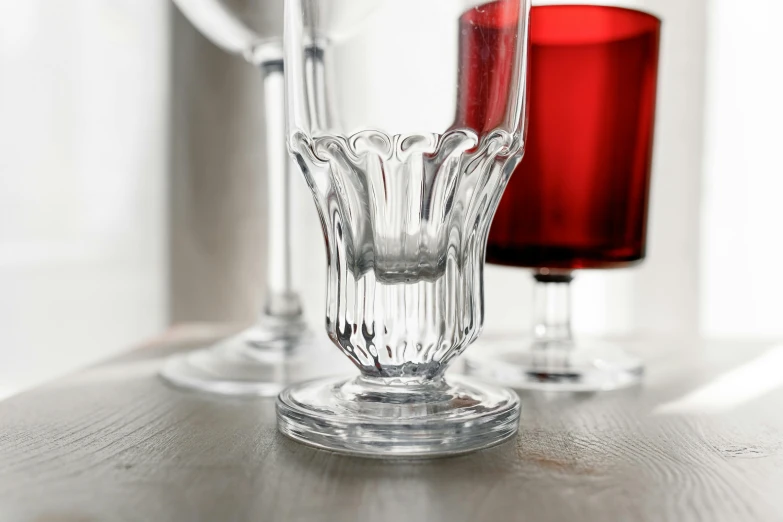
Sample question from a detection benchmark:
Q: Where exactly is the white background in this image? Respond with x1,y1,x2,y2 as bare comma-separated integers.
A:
701,0,783,338
1,0,782,399
0,0,169,398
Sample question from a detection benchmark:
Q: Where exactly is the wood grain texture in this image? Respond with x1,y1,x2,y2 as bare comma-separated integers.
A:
1,327,783,522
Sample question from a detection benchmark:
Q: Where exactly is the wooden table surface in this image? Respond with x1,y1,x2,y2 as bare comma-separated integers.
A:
2,326,783,522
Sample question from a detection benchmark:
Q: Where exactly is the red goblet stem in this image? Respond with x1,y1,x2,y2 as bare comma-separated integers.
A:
532,270,574,346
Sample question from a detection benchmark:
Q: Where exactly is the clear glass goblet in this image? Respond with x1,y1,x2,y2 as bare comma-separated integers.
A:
463,5,662,391
160,0,350,396
277,0,531,457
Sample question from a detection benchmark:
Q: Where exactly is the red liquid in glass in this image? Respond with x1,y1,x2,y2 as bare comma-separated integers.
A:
481,6,661,269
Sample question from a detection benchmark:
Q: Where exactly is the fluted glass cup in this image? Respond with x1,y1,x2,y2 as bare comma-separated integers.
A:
160,0,351,396
276,0,531,457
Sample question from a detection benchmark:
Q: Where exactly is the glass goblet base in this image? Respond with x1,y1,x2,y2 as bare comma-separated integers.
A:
160,316,349,397
276,374,520,458
463,337,644,392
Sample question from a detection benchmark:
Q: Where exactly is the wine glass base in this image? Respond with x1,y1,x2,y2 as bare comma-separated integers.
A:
276,375,520,458
160,325,351,397
463,337,644,392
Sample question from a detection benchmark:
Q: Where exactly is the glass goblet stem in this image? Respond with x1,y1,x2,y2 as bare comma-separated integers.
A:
532,271,574,348
258,60,303,324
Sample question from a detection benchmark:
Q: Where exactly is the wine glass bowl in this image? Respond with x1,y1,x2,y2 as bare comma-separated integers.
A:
277,0,531,457
487,5,659,272
172,0,284,62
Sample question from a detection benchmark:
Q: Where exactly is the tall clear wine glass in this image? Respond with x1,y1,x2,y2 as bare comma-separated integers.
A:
277,0,531,457
464,5,662,391
160,0,350,396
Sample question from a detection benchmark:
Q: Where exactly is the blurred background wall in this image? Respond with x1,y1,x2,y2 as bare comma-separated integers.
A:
2,0,782,399
0,0,169,398
169,8,268,325
700,0,783,338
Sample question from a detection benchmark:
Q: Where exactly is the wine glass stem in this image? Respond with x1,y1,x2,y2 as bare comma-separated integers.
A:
259,61,302,319
532,271,574,345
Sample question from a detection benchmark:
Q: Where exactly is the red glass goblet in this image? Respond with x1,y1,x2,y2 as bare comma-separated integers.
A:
464,5,661,391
